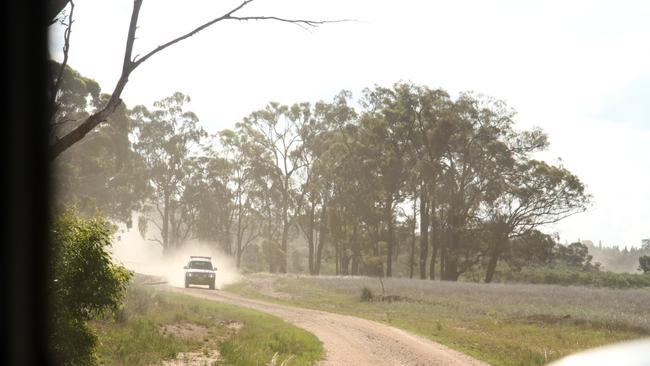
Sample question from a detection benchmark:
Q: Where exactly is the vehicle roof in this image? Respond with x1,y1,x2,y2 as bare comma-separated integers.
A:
188,257,212,262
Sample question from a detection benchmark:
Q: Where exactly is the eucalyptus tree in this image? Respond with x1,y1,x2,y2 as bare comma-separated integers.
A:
218,129,267,267
356,86,415,276
381,83,453,279
192,151,235,253
52,63,147,225
295,92,359,274
237,102,311,272
132,92,206,253
435,93,519,280
482,159,589,282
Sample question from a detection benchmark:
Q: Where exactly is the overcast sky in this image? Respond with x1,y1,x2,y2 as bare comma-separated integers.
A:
49,0,650,247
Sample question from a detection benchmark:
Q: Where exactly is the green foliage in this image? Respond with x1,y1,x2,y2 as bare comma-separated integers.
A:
131,92,207,251
53,63,147,226
50,61,101,130
54,73,590,282
494,266,650,288
555,242,595,269
639,255,650,274
361,256,385,277
504,230,556,270
360,286,374,302
50,210,132,365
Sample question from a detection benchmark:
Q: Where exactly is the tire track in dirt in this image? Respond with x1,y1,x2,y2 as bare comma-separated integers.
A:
166,286,488,366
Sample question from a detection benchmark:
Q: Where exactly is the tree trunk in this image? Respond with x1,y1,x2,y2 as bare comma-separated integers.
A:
224,223,232,256
444,259,459,281
419,184,429,279
443,214,460,281
385,195,394,277
340,253,350,275
429,193,438,280
439,244,445,280
335,236,340,276
485,223,509,283
484,248,499,283
372,223,380,256
351,222,360,275
235,204,244,268
409,189,416,279
307,200,315,275
266,204,275,273
236,248,243,268
162,193,170,254
314,202,327,275
279,191,289,273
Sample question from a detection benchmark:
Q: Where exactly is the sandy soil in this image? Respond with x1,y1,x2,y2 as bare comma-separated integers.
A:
166,285,488,366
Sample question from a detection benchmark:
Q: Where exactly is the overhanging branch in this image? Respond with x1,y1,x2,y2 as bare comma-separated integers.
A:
48,0,347,161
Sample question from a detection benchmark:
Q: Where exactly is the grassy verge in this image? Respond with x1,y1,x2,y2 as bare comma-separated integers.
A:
92,282,323,365
226,274,650,366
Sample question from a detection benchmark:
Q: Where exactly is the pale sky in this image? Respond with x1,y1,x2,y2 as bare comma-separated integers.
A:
49,0,650,247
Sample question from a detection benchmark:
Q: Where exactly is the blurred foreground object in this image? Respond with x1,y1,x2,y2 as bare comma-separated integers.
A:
548,338,650,366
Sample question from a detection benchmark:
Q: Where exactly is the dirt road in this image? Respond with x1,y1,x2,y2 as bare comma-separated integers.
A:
168,286,488,366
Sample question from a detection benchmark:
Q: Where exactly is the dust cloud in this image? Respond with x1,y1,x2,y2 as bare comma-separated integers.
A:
111,223,240,289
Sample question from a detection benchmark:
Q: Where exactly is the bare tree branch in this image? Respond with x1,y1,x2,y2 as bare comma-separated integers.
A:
49,0,143,160
48,0,71,26
49,0,347,161
50,0,74,124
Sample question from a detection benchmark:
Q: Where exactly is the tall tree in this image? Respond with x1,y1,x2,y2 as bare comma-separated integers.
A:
52,63,147,225
482,159,589,282
237,103,310,272
132,92,206,253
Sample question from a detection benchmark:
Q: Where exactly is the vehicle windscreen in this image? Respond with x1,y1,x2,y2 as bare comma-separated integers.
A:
188,261,213,270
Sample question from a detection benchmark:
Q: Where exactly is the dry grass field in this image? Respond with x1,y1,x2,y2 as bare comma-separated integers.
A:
227,274,650,366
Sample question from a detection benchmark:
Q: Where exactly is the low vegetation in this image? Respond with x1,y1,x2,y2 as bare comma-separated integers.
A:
227,274,650,366
50,211,132,365
494,266,650,288
93,281,323,365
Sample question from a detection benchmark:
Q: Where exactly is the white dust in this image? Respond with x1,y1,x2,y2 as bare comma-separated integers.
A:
110,222,241,289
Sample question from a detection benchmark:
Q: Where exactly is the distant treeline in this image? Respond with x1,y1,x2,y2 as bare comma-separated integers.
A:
582,240,650,273
54,63,602,283
494,266,650,288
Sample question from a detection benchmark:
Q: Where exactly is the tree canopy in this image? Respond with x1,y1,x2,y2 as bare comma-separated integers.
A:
55,71,591,280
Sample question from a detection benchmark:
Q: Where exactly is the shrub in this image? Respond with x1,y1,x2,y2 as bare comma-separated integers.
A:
639,255,650,274
49,210,132,365
360,286,374,302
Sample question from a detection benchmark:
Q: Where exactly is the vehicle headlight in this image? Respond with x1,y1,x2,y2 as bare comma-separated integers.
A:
188,273,193,277
209,273,214,278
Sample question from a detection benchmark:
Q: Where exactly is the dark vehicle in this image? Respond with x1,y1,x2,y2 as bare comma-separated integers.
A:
184,256,217,290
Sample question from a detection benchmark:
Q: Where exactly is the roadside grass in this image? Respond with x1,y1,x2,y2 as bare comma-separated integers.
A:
226,274,650,366
92,282,323,365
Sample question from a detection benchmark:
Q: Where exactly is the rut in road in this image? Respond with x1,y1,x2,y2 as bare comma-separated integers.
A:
167,286,488,366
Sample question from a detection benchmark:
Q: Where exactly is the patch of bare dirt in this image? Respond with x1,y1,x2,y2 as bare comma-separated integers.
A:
158,323,209,340
219,320,243,331
160,349,220,366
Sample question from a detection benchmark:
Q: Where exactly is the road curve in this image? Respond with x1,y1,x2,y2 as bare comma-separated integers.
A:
165,286,488,366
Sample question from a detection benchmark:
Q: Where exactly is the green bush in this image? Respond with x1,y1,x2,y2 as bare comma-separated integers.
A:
360,286,374,302
49,211,132,365
639,255,650,274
